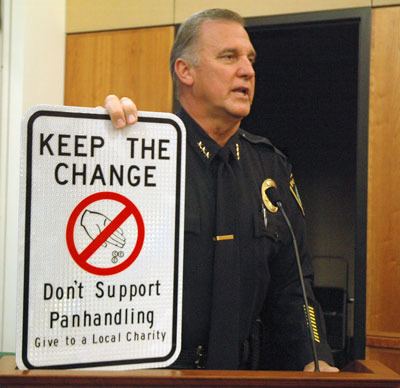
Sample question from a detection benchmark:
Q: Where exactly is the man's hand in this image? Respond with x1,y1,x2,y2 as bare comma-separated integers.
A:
303,360,339,372
104,95,138,129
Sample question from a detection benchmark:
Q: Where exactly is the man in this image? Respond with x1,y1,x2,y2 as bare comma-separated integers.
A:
104,8,338,372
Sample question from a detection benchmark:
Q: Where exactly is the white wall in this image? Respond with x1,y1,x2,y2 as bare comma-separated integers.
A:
0,0,66,352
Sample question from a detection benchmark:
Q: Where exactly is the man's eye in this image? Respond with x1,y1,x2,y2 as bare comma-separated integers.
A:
221,54,235,61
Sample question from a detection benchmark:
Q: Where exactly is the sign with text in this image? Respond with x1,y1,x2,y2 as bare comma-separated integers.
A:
16,105,185,370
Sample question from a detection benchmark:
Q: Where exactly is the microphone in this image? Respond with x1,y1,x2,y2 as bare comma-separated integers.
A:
265,186,320,372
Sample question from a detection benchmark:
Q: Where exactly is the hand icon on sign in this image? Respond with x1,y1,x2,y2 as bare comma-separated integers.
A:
80,209,126,248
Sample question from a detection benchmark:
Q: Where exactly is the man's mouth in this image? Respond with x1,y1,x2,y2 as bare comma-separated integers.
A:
232,87,250,97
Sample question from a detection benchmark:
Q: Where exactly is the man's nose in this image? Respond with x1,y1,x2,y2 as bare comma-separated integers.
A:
237,57,255,78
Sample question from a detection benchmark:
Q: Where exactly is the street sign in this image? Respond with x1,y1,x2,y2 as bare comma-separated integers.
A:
16,105,185,370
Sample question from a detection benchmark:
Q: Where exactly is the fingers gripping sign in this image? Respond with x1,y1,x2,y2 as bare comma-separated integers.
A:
104,95,138,129
66,191,145,276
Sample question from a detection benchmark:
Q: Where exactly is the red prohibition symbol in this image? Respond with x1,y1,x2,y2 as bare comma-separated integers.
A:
66,192,145,276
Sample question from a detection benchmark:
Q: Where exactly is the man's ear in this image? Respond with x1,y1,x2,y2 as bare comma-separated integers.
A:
174,58,194,86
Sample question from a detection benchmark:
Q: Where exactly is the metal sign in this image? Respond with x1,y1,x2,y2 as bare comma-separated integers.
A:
16,105,185,370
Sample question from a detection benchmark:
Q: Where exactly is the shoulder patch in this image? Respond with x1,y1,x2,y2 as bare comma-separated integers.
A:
289,174,305,216
239,129,287,160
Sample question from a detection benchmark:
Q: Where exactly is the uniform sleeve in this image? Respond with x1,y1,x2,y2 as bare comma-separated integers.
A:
259,167,334,370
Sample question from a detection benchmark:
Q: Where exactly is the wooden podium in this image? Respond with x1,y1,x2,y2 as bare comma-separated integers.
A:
1,356,400,387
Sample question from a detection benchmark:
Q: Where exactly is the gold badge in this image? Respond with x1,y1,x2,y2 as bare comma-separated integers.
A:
261,178,278,213
290,174,305,216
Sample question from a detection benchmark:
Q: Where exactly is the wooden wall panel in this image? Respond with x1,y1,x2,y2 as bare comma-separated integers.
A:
66,0,174,33
174,0,370,22
65,26,174,112
366,347,400,374
66,0,373,32
372,0,400,6
367,6,400,372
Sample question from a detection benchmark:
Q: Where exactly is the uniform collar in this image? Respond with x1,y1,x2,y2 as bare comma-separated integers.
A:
177,109,241,165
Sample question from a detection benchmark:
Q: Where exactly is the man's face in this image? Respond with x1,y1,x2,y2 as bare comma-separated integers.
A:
189,20,256,122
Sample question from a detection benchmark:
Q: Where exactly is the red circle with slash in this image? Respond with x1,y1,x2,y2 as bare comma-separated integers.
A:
66,192,145,276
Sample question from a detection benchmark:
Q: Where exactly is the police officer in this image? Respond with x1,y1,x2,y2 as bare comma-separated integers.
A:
104,8,338,372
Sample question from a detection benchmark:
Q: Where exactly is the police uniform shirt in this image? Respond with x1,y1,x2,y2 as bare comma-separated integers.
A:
178,108,334,370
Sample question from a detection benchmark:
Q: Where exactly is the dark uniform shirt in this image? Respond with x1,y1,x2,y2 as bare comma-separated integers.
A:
178,109,333,370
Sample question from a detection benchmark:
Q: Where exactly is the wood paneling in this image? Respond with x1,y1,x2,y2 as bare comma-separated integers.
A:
372,0,400,6
2,356,400,386
174,0,370,23
66,0,374,32
367,5,400,372
366,347,400,374
65,27,174,112
367,332,400,350
66,0,174,33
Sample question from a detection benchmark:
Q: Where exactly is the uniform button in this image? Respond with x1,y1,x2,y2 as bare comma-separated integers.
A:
274,232,279,240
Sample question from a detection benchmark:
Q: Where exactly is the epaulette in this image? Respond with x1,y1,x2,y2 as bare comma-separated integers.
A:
238,129,287,160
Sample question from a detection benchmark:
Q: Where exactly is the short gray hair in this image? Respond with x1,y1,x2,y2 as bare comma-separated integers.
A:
170,9,244,93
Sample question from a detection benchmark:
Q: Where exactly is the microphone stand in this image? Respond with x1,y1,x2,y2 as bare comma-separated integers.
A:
266,188,320,372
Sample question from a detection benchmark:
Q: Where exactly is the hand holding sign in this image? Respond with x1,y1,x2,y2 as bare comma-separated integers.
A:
104,95,138,129
80,209,126,248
